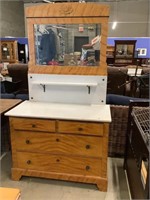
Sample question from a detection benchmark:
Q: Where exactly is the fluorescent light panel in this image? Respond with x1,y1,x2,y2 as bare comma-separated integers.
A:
43,0,53,3
112,21,117,30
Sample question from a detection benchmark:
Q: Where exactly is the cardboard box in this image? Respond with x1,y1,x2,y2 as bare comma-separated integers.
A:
0,187,21,200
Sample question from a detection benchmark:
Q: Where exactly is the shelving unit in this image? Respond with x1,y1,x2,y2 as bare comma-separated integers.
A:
32,81,98,87
124,102,149,199
0,40,18,63
32,81,98,93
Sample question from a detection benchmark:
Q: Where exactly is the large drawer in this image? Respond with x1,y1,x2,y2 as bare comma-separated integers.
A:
58,120,103,136
16,152,102,176
14,132,102,158
10,117,56,132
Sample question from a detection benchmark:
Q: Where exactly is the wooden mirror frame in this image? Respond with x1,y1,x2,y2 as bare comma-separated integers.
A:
25,3,109,75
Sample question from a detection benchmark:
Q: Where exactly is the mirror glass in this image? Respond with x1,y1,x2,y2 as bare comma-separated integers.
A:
34,24,101,66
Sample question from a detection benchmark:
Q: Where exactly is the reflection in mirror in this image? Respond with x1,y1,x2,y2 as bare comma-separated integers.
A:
34,24,101,66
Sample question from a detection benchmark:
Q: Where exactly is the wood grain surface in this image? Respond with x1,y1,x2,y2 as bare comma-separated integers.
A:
0,99,22,115
25,3,109,75
10,116,109,191
14,131,103,157
25,3,109,18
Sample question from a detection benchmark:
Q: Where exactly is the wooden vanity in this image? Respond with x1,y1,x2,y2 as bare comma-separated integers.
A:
6,101,111,191
5,2,111,191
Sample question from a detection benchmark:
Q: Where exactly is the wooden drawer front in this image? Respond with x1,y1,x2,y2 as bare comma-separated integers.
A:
17,152,102,176
58,121,103,136
10,117,55,132
14,132,102,158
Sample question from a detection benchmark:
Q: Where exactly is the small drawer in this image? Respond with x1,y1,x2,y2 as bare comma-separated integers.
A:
10,117,56,132
17,152,102,176
58,120,103,136
14,132,103,158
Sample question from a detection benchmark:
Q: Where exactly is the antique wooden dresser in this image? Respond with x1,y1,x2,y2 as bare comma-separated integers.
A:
5,2,111,191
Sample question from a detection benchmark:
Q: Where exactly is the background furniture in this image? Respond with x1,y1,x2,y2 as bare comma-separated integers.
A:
107,94,149,158
0,37,29,63
1,63,28,94
107,65,150,98
0,40,18,63
114,40,136,65
1,63,29,100
7,63,28,93
107,37,150,67
108,104,128,157
124,101,149,199
107,66,128,95
0,99,22,153
106,45,114,65
139,69,149,98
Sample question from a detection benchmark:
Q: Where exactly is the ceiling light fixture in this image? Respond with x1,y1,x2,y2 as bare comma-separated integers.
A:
112,21,117,29
42,0,53,3
79,0,86,3
112,0,118,30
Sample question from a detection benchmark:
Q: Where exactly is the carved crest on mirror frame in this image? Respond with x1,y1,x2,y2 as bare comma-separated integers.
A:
59,4,73,15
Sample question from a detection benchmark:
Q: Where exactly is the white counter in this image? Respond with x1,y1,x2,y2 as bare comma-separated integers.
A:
5,100,111,122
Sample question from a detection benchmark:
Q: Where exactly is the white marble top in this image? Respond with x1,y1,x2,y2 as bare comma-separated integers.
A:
5,101,111,122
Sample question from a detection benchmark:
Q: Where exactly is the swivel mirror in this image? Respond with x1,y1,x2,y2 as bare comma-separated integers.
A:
25,3,109,75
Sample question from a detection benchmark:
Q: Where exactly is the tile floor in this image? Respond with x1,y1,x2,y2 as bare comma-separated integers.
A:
0,152,130,200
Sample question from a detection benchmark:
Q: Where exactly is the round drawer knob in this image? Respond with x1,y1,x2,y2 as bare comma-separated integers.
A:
32,124,36,128
26,140,30,144
56,159,60,162
27,160,31,165
86,166,90,171
56,138,60,142
86,145,90,149
78,127,83,131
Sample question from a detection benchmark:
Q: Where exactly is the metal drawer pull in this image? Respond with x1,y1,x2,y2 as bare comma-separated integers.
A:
86,166,90,171
56,138,60,142
78,127,83,131
27,160,31,165
86,145,90,149
32,124,36,128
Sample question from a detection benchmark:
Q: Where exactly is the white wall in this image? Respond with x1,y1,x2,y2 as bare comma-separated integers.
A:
106,0,150,37
1,1,149,38
24,0,150,37
0,0,25,37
